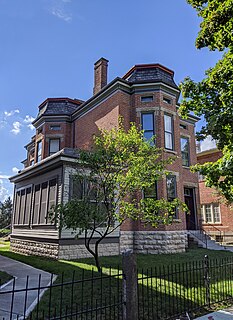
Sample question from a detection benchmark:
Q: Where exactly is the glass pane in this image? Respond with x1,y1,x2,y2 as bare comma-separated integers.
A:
144,183,157,198
142,113,154,131
213,204,220,223
143,131,154,142
205,205,212,222
165,132,173,149
182,153,189,167
167,175,176,199
164,115,172,132
181,138,188,152
50,139,60,154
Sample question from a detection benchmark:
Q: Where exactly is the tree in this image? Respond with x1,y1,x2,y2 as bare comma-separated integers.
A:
0,197,12,229
179,0,233,202
52,122,186,271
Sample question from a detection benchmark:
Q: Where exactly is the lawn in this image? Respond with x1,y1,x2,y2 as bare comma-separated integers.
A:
0,242,233,319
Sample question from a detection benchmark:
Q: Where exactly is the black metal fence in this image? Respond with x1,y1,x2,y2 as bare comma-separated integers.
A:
137,255,233,319
0,268,124,320
0,255,233,320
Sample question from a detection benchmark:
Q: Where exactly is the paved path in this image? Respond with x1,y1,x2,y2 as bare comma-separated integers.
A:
195,307,233,319
0,254,55,320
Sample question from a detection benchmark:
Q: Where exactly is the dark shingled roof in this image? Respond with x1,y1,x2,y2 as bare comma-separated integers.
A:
36,98,83,119
123,64,178,89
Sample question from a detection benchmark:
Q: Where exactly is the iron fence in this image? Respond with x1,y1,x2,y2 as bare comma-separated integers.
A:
0,268,124,320
0,255,233,319
137,255,233,319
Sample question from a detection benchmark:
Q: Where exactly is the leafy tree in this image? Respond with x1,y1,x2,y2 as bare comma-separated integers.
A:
0,197,12,229
180,0,233,202
52,122,186,271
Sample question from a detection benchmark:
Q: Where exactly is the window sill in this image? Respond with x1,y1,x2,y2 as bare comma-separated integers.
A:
173,219,182,223
165,149,177,155
182,166,190,169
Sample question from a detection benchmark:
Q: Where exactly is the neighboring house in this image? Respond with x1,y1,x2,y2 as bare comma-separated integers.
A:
9,58,199,259
197,148,233,244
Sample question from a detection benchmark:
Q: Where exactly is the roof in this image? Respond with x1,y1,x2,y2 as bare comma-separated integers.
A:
33,98,84,124
123,64,178,89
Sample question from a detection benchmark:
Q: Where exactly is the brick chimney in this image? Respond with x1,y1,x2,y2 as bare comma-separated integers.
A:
93,58,109,95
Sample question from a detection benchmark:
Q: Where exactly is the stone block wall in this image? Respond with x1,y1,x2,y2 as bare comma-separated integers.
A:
120,231,187,254
10,238,59,259
58,243,119,260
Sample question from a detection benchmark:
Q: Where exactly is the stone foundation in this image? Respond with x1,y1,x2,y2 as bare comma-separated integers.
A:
11,231,187,260
10,238,120,260
120,231,188,254
10,238,59,259
58,243,119,260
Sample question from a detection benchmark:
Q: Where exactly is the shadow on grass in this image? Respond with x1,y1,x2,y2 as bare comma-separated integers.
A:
0,246,233,319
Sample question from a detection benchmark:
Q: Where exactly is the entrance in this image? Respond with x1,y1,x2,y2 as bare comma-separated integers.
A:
184,187,197,230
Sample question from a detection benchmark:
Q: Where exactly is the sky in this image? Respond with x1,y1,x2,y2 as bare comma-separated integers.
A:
0,0,221,202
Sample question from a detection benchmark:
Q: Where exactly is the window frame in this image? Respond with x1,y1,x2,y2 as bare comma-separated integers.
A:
180,136,190,167
37,140,42,163
49,138,60,156
166,175,178,218
141,112,155,143
201,203,221,224
164,114,174,150
141,96,153,103
143,182,158,200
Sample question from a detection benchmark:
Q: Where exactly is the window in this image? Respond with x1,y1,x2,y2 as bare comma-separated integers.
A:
141,96,153,102
166,175,177,217
37,141,42,162
50,125,61,131
181,137,190,167
141,113,155,143
201,203,221,223
143,182,157,199
49,139,60,155
166,175,176,201
13,186,32,226
180,123,187,130
164,114,174,150
163,97,171,104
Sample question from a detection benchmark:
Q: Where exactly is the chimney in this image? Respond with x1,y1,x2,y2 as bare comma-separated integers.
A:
93,58,109,95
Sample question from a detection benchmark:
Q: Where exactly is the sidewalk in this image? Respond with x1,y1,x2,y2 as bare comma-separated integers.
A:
195,307,233,319
0,254,55,320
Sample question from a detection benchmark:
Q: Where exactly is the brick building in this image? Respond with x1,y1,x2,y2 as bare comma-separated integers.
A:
10,58,200,259
197,148,233,244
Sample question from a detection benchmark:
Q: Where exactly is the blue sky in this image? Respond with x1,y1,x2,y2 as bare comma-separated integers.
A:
0,0,221,201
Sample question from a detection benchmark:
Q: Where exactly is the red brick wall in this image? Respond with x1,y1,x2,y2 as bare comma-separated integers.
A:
74,91,131,149
198,150,233,232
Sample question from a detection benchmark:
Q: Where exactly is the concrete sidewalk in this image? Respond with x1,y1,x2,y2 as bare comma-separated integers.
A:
195,307,233,319
0,254,55,320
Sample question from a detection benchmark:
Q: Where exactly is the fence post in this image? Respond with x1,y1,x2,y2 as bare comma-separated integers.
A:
122,250,138,320
204,255,210,307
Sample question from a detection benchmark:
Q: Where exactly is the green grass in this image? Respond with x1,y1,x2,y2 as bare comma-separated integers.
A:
0,242,233,319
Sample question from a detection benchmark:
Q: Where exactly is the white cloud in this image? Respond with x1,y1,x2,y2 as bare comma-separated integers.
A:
11,121,22,135
12,167,19,174
200,136,217,152
0,175,10,179
24,115,35,123
51,7,72,22
4,109,20,117
0,179,12,203
24,115,35,130
48,0,72,22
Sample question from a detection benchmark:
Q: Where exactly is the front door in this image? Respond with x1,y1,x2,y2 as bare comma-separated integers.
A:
184,188,196,230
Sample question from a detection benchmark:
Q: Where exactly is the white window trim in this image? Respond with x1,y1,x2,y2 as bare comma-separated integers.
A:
201,203,221,224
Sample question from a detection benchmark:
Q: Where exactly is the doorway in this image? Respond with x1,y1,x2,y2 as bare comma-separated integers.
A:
184,187,197,230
